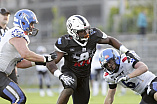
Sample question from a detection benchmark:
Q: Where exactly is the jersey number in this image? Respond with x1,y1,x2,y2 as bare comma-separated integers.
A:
74,58,91,67
122,81,136,88
78,52,89,61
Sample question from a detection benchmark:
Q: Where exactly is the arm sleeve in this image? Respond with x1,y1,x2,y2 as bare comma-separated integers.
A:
109,84,117,89
132,60,139,68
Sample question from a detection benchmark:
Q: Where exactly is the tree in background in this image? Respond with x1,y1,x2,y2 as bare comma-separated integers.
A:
51,7,66,38
107,0,153,34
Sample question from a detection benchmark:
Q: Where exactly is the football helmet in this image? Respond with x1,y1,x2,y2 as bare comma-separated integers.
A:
66,15,90,41
99,48,120,74
13,9,39,36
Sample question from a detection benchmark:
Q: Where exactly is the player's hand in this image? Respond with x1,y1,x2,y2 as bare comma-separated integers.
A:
125,50,140,61
44,52,57,62
59,74,74,86
115,75,130,83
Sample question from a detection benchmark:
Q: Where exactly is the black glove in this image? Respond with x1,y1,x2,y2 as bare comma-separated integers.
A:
50,52,57,60
59,74,74,86
125,50,140,61
44,52,57,62
35,62,46,66
115,75,130,83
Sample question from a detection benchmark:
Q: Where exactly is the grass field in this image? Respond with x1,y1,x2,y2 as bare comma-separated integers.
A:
0,87,141,104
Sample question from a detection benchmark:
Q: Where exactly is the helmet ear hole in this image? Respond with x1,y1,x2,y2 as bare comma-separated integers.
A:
22,22,25,25
19,13,22,16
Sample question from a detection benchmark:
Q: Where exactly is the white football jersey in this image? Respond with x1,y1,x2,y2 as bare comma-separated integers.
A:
103,54,156,94
0,27,30,75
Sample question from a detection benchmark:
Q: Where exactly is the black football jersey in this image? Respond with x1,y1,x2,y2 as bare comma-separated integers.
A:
55,28,107,78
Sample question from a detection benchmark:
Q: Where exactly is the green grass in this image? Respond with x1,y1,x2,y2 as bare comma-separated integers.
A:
0,87,141,104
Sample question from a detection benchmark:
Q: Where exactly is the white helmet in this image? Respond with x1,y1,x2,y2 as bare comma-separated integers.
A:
66,15,90,41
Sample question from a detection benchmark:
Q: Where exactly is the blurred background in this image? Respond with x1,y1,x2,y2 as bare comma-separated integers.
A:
0,0,157,98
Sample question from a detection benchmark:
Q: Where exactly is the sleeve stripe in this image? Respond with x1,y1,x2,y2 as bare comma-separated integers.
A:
54,45,67,55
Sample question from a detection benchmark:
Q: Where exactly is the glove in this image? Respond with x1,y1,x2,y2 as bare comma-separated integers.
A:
59,74,74,86
115,75,130,83
125,50,140,61
146,82,157,97
44,52,57,62
50,52,57,59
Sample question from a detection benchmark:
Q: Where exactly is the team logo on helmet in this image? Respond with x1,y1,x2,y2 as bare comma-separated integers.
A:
105,55,109,59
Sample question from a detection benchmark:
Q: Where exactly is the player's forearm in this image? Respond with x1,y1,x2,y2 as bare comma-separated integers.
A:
21,50,45,62
104,97,113,104
16,59,32,68
46,61,58,75
104,93,114,104
108,36,129,53
104,89,116,104
108,36,123,50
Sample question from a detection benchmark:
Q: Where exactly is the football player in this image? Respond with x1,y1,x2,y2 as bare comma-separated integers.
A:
46,15,131,104
99,48,157,104
0,9,56,104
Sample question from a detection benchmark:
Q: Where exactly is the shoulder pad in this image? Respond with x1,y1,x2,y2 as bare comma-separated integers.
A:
121,54,128,63
56,35,71,45
64,34,73,40
122,57,127,63
55,35,70,52
90,28,97,35
91,28,107,39
11,27,30,44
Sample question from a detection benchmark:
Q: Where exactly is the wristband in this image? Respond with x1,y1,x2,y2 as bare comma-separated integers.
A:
119,45,128,53
43,56,46,62
54,69,63,78
35,62,46,66
31,62,46,66
31,62,36,66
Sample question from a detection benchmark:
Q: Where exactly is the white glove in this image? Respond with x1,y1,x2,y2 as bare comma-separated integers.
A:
59,74,75,86
115,75,130,83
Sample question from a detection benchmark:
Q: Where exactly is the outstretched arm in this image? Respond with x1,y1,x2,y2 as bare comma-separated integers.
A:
116,61,148,83
16,59,32,68
128,61,148,78
46,51,75,86
46,51,64,74
98,36,128,53
10,37,55,63
104,88,116,104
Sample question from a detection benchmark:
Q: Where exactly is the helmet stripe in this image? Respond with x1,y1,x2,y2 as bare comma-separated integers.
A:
75,16,86,26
